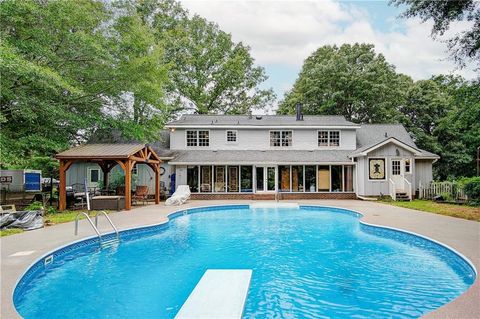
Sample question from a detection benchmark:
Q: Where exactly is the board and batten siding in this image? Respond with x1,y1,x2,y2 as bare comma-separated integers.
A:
66,162,173,195
357,143,415,196
414,160,434,190
170,129,357,151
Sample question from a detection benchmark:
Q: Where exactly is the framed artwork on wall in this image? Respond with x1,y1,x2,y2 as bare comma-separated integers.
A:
369,158,385,180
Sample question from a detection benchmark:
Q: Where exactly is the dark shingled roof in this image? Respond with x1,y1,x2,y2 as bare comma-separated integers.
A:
354,124,439,158
168,150,353,164
166,115,359,127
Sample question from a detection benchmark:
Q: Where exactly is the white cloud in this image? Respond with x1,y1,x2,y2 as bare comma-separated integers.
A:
180,0,477,90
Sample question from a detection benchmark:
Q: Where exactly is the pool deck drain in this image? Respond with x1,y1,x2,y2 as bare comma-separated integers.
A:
1,200,479,318
175,269,252,319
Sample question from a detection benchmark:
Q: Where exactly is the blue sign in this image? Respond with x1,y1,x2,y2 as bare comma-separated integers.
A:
25,172,41,191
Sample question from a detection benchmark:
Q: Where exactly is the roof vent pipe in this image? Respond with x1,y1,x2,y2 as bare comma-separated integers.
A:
295,103,303,121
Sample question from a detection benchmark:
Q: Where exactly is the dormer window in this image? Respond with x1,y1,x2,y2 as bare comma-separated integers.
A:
186,130,209,147
318,130,340,147
270,130,292,147
226,130,237,143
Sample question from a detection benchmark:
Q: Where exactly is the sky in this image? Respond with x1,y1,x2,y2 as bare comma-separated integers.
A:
180,0,476,107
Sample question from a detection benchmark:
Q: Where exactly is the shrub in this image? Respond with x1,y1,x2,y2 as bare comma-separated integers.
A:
26,201,43,210
463,177,480,205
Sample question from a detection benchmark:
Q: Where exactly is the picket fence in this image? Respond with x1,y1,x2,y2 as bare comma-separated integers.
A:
419,181,467,201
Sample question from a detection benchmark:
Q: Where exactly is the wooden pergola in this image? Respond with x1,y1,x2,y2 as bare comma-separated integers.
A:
56,144,162,211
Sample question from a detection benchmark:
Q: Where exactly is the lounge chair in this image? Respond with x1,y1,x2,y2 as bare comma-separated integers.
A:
165,185,191,206
133,185,149,205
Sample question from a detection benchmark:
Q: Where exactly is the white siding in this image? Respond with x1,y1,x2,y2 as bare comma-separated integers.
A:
175,166,187,189
170,128,357,150
358,143,415,196
414,160,434,190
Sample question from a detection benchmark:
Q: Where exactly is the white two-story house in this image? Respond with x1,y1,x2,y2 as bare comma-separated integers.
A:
161,110,439,200
65,110,439,201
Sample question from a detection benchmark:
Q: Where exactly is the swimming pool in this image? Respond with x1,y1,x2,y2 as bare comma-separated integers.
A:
14,205,476,318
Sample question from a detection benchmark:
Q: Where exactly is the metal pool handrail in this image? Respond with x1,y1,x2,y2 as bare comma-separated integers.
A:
74,212,103,244
94,211,119,241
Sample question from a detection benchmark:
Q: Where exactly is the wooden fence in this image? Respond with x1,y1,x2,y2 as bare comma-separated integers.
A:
419,181,467,201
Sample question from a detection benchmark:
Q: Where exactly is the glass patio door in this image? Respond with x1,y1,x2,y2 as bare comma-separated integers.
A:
255,166,276,192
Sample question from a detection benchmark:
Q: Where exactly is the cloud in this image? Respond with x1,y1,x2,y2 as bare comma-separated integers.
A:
180,0,477,93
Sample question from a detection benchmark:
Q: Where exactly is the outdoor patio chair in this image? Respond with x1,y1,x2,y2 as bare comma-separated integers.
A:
133,185,149,205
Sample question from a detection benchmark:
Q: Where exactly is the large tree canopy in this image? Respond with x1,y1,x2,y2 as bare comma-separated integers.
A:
390,0,480,69
0,0,273,171
278,44,403,123
278,43,479,179
135,0,275,114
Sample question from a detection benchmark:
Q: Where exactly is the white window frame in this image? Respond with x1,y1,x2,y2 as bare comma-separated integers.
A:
329,131,340,147
318,131,329,146
226,130,238,144
317,130,341,147
270,130,293,147
404,158,412,174
186,130,210,147
391,159,401,176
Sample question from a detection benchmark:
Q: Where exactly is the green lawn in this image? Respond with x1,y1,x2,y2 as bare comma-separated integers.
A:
381,199,480,222
0,228,24,237
0,210,112,237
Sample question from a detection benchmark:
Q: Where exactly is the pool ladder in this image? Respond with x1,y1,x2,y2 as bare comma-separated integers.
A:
74,211,120,249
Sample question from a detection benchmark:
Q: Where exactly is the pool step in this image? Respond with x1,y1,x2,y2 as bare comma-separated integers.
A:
175,269,252,319
100,238,119,248
250,202,299,209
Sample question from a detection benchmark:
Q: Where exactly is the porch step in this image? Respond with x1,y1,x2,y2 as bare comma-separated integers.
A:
395,192,410,201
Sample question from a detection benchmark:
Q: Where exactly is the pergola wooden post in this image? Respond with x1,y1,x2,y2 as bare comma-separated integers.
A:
56,144,162,211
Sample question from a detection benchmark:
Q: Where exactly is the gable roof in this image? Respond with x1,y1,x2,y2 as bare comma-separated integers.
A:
349,137,421,157
352,124,439,159
165,115,360,128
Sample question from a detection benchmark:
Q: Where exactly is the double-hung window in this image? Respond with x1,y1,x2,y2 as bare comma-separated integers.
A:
226,130,237,143
186,130,209,147
270,130,292,147
318,130,340,147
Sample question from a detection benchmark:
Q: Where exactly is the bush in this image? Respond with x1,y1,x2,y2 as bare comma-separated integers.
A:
26,201,44,210
45,206,58,214
463,177,480,205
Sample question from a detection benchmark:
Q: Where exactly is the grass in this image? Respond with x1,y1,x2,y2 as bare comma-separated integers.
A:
43,210,109,224
0,228,24,237
380,199,480,221
1,210,112,237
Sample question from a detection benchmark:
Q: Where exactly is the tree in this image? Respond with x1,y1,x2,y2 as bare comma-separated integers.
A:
278,44,404,123
0,0,169,169
433,77,480,178
98,1,170,142
134,0,275,114
1,0,113,168
398,78,452,153
390,0,480,69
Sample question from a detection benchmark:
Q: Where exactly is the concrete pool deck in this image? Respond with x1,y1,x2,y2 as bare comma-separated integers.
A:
1,200,479,318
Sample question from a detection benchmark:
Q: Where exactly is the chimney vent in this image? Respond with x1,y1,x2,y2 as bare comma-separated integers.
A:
296,103,303,121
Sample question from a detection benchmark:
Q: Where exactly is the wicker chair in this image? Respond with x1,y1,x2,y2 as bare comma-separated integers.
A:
132,185,149,205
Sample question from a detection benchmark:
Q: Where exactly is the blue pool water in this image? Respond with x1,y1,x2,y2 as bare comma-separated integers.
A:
14,206,475,319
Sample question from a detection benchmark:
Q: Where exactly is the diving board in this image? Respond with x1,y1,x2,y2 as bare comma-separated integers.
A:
175,269,252,319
